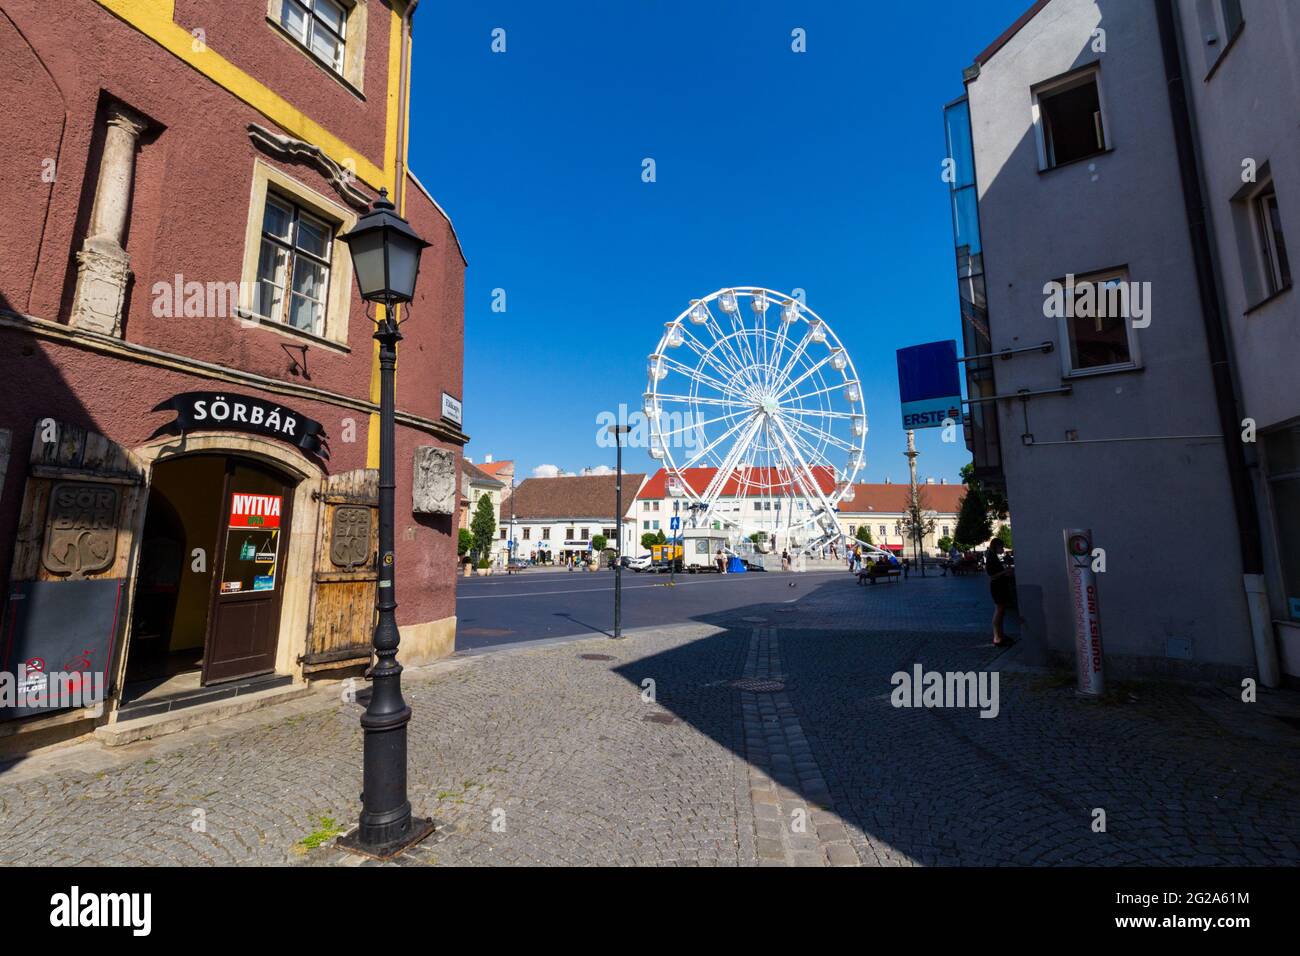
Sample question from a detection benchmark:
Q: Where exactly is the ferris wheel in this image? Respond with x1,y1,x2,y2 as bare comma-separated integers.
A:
645,287,867,552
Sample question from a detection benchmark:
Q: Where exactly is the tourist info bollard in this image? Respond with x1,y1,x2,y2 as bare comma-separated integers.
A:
1064,528,1104,698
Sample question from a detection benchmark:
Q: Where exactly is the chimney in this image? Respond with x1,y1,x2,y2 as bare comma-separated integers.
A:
485,454,494,463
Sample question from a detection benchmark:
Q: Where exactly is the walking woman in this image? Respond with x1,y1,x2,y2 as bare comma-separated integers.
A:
986,538,1016,646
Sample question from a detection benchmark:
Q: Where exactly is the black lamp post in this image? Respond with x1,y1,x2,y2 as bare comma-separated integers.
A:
336,187,431,857
608,425,631,637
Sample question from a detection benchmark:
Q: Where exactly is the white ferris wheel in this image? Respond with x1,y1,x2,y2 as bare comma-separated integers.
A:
645,287,867,554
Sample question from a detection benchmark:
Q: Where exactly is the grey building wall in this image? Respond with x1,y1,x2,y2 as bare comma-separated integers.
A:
1175,0,1300,673
964,0,1256,675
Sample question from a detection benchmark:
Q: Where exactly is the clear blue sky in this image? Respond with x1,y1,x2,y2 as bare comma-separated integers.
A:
408,0,1029,484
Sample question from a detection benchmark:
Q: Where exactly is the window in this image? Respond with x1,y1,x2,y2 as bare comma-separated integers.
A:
642,520,649,530
522,528,531,540
256,194,333,336
879,525,886,536
1254,183,1293,297
500,529,507,540
652,520,660,530
566,528,575,540
1056,268,1140,375
754,502,762,512
942,525,950,537
539,527,548,540
1197,0,1245,75
642,501,651,511
653,501,660,511
240,162,355,348
1033,67,1107,170
580,528,589,539
603,528,616,539
280,0,348,73
1263,424,1300,622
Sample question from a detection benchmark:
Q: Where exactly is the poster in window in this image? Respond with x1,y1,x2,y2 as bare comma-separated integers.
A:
220,493,282,593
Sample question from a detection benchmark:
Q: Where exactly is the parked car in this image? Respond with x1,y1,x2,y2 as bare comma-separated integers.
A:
627,555,654,572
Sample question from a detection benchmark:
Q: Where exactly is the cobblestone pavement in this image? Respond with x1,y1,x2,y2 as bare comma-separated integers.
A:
1,574,1298,866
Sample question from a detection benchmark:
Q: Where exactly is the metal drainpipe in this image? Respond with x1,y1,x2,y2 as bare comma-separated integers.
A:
396,0,419,215
1154,0,1279,686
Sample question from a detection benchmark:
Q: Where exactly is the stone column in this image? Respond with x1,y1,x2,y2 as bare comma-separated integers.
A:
69,102,148,336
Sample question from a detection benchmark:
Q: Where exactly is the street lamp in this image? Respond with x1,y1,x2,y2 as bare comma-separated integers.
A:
336,187,431,858
608,425,631,638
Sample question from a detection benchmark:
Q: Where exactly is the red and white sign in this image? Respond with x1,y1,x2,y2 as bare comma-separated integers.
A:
229,493,282,529
1064,528,1104,698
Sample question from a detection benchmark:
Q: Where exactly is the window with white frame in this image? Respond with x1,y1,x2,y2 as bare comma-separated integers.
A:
280,0,348,74
1196,0,1245,74
1254,181,1293,298
255,194,334,337
1057,268,1140,374
1032,66,1107,170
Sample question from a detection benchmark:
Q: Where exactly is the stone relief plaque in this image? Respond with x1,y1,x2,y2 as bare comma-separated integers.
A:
42,483,119,575
412,446,456,515
330,506,372,569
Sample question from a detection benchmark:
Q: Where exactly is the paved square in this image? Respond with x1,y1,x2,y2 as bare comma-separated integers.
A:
2,574,1298,866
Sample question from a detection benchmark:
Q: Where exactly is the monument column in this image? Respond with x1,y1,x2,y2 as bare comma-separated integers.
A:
70,102,149,336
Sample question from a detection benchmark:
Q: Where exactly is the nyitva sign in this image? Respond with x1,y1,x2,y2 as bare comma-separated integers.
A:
152,392,328,458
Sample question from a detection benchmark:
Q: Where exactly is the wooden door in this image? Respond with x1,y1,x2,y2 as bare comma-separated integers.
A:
302,468,378,672
203,460,294,684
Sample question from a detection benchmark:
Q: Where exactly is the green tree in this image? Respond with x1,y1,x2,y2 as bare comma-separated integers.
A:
641,532,658,550
937,535,954,553
854,525,874,545
457,527,472,558
954,486,992,549
591,533,608,552
469,494,497,560
960,462,1009,521
995,524,1013,549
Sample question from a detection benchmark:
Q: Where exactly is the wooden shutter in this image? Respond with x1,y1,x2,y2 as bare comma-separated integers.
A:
302,468,377,672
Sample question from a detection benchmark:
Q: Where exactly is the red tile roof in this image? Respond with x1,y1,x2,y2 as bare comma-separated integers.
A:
636,469,966,513
840,483,965,515
477,460,514,478
462,459,504,486
503,473,647,521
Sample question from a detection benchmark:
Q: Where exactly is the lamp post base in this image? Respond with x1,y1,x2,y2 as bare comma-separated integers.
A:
336,816,436,861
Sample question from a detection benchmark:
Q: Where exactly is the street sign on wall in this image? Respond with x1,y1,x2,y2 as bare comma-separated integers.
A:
896,340,963,430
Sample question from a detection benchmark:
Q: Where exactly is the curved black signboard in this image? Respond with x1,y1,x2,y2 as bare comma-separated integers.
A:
152,392,329,459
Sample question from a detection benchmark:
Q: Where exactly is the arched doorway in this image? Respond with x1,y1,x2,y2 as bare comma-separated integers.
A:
124,453,298,698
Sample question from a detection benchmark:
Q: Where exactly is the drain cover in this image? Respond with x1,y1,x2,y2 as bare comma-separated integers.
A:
729,678,787,693
643,713,677,724
579,653,615,661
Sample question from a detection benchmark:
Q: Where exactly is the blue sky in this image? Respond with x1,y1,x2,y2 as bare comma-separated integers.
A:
408,0,1029,484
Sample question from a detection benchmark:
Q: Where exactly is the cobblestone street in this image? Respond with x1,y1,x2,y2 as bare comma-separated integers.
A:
2,573,1299,867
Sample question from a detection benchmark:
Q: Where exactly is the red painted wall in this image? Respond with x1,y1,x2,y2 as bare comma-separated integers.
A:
0,0,465,629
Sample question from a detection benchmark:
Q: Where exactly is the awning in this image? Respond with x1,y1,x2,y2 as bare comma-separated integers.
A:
882,543,904,552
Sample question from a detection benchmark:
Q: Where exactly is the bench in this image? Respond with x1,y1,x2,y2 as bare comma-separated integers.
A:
857,567,902,585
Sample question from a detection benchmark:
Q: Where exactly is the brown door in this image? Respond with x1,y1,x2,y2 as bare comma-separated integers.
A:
203,460,294,684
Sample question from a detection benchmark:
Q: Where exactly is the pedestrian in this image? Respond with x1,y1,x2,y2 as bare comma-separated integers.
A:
986,538,1017,646
781,549,791,572
716,548,726,574
902,556,910,579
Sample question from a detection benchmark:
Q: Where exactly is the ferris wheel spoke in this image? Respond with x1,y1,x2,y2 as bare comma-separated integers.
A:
653,392,748,410
775,414,856,454
765,315,796,393
774,352,834,402
680,411,757,470
659,354,750,400
776,407,860,421
677,326,754,396
769,327,816,395
778,380,855,406
770,415,842,521
655,409,740,440
697,416,764,515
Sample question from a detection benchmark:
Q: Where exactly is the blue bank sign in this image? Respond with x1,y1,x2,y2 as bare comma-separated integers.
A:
896,340,963,430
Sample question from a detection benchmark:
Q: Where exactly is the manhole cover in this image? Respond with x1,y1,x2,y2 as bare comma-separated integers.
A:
579,653,615,661
729,678,787,693
643,713,677,724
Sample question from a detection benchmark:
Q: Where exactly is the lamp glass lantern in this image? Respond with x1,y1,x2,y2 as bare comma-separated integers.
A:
338,188,431,308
